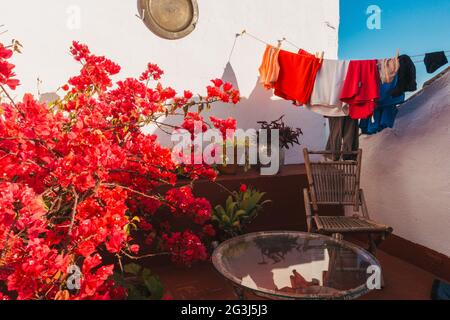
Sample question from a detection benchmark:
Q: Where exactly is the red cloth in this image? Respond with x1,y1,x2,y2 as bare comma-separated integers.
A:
274,49,322,105
340,60,380,119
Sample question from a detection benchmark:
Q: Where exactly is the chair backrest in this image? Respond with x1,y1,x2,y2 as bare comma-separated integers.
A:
303,149,362,211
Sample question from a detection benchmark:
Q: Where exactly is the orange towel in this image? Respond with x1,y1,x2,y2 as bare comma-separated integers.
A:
259,45,281,90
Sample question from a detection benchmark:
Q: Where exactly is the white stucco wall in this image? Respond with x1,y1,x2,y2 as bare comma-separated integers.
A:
359,71,450,256
2,0,339,164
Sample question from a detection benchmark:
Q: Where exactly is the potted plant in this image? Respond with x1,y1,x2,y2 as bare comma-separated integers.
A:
257,116,303,173
216,140,239,175
212,184,271,242
113,264,164,300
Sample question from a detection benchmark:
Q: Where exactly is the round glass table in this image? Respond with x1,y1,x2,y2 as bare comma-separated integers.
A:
212,231,381,300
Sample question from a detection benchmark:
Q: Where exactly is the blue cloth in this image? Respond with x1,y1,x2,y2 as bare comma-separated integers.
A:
432,279,450,300
360,76,405,135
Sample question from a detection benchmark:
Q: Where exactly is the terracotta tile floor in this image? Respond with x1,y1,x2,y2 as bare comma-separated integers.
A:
151,247,437,300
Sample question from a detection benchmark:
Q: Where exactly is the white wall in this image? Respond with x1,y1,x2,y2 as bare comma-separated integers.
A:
359,71,450,256
2,0,339,164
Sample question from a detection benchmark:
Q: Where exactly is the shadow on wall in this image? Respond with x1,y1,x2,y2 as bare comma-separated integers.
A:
151,62,327,164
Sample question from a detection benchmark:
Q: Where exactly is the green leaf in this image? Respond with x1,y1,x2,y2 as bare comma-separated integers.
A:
126,286,148,301
225,196,233,211
131,216,141,223
124,263,142,275
234,209,247,219
112,272,127,287
252,192,265,205
142,271,164,300
222,215,230,224
226,202,237,216
213,205,226,219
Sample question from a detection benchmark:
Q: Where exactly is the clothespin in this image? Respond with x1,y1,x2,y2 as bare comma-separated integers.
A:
277,37,286,49
315,51,324,62
319,51,325,62
237,30,246,37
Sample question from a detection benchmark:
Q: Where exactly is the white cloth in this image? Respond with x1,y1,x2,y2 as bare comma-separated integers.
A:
306,59,350,117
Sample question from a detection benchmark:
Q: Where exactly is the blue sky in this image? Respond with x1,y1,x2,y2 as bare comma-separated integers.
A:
339,0,450,88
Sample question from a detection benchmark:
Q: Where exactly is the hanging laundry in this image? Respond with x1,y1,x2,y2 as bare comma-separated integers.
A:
360,75,405,135
326,116,359,161
378,57,399,84
424,51,448,74
306,59,350,117
259,45,281,89
274,49,322,105
390,55,417,97
340,60,380,120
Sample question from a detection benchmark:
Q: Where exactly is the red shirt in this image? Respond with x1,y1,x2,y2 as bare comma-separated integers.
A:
274,49,322,105
340,60,380,119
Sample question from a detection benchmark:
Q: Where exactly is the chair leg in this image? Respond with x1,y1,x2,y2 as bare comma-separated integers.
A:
332,233,344,241
359,189,370,219
303,188,314,232
367,233,387,289
368,234,377,255
368,231,392,255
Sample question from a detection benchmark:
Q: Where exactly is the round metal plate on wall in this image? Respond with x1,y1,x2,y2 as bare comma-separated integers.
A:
138,0,199,40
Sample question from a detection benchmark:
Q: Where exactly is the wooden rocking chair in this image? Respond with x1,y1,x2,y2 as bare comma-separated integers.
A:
303,148,393,254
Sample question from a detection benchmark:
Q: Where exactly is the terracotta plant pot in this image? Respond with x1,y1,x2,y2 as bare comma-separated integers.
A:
217,164,238,175
258,144,285,175
217,144,239,175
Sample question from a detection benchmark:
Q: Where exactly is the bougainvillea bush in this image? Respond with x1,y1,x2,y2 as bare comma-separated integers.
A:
0,40,239,300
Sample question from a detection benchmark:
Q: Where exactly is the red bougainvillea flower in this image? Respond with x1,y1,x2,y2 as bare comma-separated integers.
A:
223,82,233,92
210,116,237,140
211,79,223,87
0,43,13,59
206,80,240,104
162,231,208,266
165,186,212,224
202,224,216,237
130,244,140,254
0,40,240,300
140,63,164,81
0,44,20,89
183,90,193,100
181,112,208,134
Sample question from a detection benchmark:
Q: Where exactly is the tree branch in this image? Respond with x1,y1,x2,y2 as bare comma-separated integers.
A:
68,187,79,236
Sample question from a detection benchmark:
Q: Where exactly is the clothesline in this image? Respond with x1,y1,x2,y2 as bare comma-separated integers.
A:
410,50,450,58
237,30,301,50
228,30,302,64
236,29,450,64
